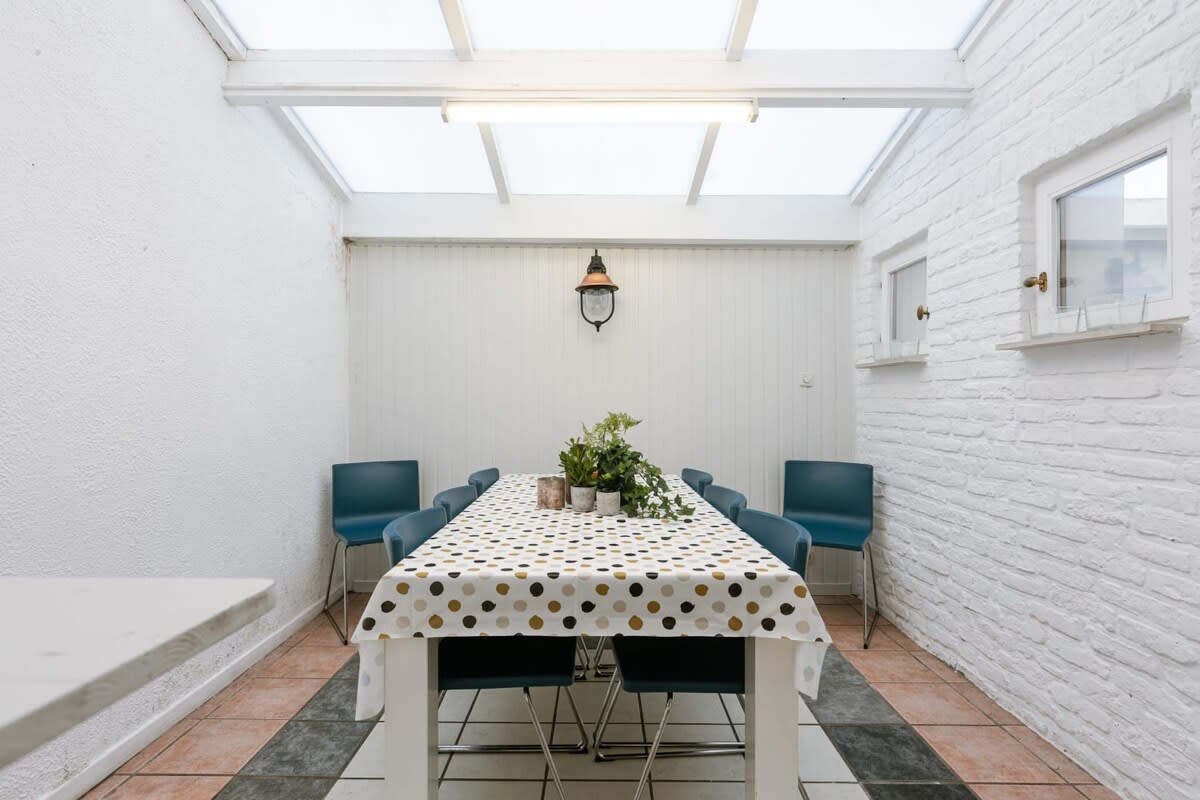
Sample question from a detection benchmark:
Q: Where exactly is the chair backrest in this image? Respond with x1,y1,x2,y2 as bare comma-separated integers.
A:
737,508,812,579
680,468,713,498
332,460,420,526
383,507,448,565
467,467,500,496
783,460,873,524
704,483,747,524
433,484,478,523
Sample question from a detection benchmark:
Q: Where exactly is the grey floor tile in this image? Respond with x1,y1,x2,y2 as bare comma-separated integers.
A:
241,720,373,777
215,776,335,800
333,654,360,682
295,678,362,722
825,726,958,783
864,784,976,800
807,651,903,726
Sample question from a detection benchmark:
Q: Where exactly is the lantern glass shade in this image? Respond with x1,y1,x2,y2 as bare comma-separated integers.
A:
576,250,619,331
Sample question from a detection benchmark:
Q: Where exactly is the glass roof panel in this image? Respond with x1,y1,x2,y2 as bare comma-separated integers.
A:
462,0,738,50
294,107,495,194
214,0,453,50
746,0,990,50
703,108,909,196
494,124,706,195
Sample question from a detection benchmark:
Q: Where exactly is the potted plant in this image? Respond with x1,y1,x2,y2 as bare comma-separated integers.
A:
595,441,633,516
558,438,597,512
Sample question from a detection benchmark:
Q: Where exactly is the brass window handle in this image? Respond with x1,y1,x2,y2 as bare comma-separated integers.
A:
1023,272,1048,292
916,305,930,321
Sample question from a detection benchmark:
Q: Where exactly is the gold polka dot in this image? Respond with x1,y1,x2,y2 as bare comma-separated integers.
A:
396,583,410,594
712,571,725,580
695,585,709,596
448,600,461,612
729,616,743,631
614,571,627,579
497,583,510,595
647,601,661,613
746,601,759,614
379,633,390,640
794,586,808,598
597,584,610,596
516,571,528,579
530,615,544,630
548,600,562,612
629,616,643,631
416,571,429,578
430,615,443,629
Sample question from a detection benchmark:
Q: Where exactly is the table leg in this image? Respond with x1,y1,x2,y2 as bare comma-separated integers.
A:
745,638,800,800
384,638,438,800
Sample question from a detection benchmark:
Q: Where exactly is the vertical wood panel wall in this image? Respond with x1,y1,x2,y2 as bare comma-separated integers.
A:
347,243,856,591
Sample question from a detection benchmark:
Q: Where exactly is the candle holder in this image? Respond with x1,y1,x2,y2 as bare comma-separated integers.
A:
537,476,566,510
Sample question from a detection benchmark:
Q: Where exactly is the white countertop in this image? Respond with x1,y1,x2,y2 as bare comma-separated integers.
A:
0,577,274,767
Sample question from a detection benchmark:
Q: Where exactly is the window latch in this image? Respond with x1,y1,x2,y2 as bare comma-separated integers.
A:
916,305,930,321
1023,272,1048,292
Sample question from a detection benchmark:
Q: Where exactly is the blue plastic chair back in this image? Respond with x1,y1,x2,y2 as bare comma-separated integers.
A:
680,468,713,498
703,484,747,524
737,508,812,579
782,460,874,550
331,460,421,544
433,484,478,523
383,506,448,565
468,467,500,496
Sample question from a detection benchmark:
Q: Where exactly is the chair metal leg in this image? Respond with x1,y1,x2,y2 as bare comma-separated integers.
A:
862,543,880,649
322,539,349,645
524,688,567,800
633,692,673,800
591,635,613,678
592,668,621,754
441,687,588,754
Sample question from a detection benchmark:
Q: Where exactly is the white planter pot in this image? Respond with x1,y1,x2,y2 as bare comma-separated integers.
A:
570,486,596,513
596,490,622,516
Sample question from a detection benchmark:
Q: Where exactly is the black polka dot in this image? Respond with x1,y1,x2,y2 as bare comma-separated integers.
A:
362,618,376,631
780,603,795,615
431,581,444,596
581,601,596,613
663,617,676,630
381,601,395,613
680,601,695,613
482,600,496,612
463,616,477,628
762,619,776,631
530,583,544,597
563,616,577,629
729,584,742,597
630,583,644,597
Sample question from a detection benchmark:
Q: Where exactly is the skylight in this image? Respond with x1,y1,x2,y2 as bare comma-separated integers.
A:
213,0,453,50
746,0,989,50
703,109,910,195
462,0,738,50
294,108,495,194
493,124,706,195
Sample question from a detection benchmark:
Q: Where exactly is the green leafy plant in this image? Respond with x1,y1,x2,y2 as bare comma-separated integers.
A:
595,437,637,493
558,437,597,487
621,461,694,521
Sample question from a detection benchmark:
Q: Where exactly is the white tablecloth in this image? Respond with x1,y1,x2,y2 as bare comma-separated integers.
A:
353,474,830,719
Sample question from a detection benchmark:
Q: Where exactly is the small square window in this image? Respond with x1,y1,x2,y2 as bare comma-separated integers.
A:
1034,112,1190,331
891,259,927,344
874,239,928,359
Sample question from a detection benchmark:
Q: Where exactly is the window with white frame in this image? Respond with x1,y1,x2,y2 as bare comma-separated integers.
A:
878,240,928,357
1033,112,1191,332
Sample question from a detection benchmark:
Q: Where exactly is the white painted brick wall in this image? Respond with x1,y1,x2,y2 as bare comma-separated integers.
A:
855,2,1200,799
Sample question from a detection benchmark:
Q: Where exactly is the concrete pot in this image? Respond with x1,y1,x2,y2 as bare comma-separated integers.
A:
596,490,622,516
570,485,596,513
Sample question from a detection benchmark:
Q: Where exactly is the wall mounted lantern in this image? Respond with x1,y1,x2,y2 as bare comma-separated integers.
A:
576,249,619,332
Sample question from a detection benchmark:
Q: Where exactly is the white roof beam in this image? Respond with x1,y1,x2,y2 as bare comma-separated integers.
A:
224,50,972,108
477,123,510,204
849,108,928,205
438,0,475,61
184,0,247,60
725,0,758,62
686,123,721,205
265,106,352,200
958,0,1013,61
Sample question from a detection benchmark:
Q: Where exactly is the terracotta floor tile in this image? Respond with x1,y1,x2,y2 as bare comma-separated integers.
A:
917,726,1063,784
828,625,902,650
819,605,866,626
913,651,968,683
245,644,295,678
255,646,354,679
842,650,938,683
1004,726,1095,783
953,684,1022,725
874,682,993,725
116,719,198,774
1077,786,1121,800
297,622,357,648
815,594,856,606
106,776,229,800
188,677,250,719
971,785,1085,799
881,627,924,651
141,719,284,775
209,678,326,720
80,775,128,798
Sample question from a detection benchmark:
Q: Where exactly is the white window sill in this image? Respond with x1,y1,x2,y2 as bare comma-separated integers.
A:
995,320,1185,351
856,354,929,368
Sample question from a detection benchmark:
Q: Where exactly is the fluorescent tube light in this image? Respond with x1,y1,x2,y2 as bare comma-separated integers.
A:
441,99,758,124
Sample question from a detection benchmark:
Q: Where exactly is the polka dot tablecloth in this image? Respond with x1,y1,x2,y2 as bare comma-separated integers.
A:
352,474,830,719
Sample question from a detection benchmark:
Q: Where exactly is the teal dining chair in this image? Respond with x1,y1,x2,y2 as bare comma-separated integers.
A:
433,484,478,522
680,468,713,498
467,467,500,495
782,459,877,647
703,483,747,524
327,460,420,644
382,506,448,565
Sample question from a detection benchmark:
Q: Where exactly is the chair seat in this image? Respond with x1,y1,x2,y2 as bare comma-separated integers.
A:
612,637,745,695
334,511,416,546
438,637,577,691
782,512,871,551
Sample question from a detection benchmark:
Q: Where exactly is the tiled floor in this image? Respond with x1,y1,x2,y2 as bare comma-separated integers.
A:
83,595,1121,800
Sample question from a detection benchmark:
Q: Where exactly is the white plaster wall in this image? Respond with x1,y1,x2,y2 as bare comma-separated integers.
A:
0,2,349,798
853,1,1200,799
345,243,858,592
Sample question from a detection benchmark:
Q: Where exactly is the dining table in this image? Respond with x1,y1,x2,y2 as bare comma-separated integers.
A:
351,473,830,799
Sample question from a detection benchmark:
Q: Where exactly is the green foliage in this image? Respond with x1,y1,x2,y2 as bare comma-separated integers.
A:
620,461,695,521
558,437,597,487
583,412,641,449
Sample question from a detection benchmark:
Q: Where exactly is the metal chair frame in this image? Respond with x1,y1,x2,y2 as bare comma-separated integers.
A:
321,538,351,644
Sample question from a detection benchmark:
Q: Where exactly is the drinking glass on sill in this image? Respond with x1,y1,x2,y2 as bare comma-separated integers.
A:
895,340,920,357
1082,294,1147,330
1024,306,1083,337
872,340,890,360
